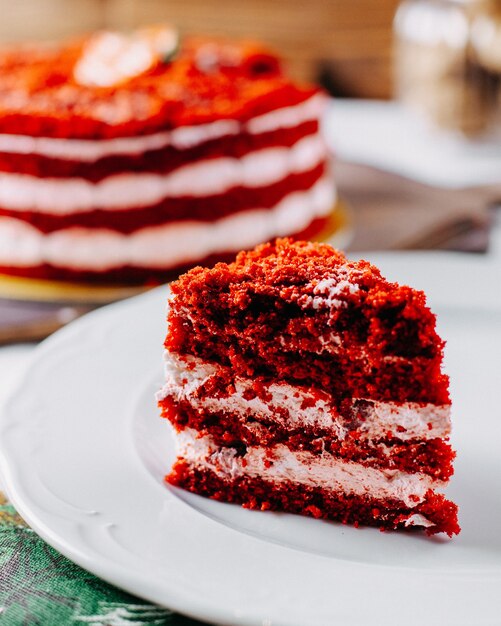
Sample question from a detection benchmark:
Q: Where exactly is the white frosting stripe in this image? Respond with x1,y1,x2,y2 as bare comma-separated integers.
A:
0,134,327,214
0,94,325,161
0,119,240,161
0,176,334,270
174,429,444,509
246,94,325,135
158,354,451,441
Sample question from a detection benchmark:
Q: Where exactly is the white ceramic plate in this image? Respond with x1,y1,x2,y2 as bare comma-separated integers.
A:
1,252,500,626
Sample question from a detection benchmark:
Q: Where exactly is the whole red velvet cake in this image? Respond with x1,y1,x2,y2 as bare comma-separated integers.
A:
0,28,334,285
158,239,459,536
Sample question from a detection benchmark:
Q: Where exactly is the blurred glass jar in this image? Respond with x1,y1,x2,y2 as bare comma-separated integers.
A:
394,0,501,136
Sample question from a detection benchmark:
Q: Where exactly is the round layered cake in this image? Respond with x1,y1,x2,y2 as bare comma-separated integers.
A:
0,28,336,286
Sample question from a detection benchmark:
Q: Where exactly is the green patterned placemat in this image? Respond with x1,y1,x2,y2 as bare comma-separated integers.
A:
0,493,206,626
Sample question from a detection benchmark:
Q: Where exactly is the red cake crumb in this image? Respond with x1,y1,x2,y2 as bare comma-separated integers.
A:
166,239,450,404
0,36,310,138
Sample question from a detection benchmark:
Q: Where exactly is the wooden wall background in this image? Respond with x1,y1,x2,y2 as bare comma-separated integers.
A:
0,0,400,98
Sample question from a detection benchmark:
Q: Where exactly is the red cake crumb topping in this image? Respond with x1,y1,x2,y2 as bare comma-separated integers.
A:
166,239,450,404
0,34,316,138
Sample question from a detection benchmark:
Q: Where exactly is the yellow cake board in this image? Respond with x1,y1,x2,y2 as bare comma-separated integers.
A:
0,201,351,304
0,276,148,304
314,198,352,249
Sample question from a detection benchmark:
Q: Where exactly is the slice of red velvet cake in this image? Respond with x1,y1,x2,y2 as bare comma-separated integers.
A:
158,239,460,536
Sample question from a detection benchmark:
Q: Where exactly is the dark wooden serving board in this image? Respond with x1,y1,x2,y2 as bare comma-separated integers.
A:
338,161,499,253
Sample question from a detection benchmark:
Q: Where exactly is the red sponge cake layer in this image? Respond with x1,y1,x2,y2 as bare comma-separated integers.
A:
165,240,449,404
169,458,459,537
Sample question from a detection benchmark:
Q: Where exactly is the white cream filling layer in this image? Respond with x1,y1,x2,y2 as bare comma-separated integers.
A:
0,94,325,161
0,176,334,270
158,353,451,441
174,429,443,509
0,134,326,214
